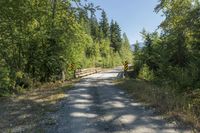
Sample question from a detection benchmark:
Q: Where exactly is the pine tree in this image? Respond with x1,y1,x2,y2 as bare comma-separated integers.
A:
134,41,140,52
110,20,122,52
99,10,110,39
90,14,100,41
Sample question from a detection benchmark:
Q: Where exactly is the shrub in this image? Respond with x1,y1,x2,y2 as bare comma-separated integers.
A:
15,71,33,91
138,64,154,80
0,66,12,96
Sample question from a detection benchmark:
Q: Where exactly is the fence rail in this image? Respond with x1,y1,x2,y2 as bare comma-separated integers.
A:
75,67,101,78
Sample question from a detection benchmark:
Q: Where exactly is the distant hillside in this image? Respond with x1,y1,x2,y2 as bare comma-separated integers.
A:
131,42,144,51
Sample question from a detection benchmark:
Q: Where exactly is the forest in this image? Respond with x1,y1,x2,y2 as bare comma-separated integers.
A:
0,0,133,96
1,0,200,131
131,0,200,126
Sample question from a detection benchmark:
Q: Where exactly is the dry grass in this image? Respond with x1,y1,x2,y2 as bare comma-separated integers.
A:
116,79,200,132
0,80,77,132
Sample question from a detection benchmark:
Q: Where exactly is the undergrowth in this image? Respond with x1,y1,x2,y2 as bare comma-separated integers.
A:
117,79,200,131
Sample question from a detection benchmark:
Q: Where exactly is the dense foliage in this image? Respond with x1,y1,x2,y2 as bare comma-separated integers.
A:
133,0,200,119
0,0,133,96
134,0,200,90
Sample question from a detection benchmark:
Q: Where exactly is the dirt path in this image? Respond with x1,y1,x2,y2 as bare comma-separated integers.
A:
41,68,191,133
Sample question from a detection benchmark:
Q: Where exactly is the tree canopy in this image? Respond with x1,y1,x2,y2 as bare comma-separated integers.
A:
133,0,200,91
0,0,133,96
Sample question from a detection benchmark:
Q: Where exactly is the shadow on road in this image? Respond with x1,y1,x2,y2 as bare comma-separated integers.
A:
0,69,192,133
54,70,191,133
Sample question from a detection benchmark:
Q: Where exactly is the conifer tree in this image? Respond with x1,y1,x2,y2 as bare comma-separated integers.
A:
110,20,122,52
100,10,110,38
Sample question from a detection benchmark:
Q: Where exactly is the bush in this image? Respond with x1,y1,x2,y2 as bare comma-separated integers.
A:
15,71,33,92
138,64,154,80
156,63,200,92
0,66,12,96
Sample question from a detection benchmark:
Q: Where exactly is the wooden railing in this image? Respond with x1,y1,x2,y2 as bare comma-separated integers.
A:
75,67,101,78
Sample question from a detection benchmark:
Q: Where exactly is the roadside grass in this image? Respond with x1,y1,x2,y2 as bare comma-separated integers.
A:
0,80,77,132
116,78,200,132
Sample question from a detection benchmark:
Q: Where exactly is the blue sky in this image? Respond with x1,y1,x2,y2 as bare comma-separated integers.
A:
86,0,164,44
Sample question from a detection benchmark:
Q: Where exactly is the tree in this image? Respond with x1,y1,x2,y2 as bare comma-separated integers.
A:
134,41,140,52
133,0,200,91
120,33,133,63
99,10,110,39
90,14,100,41
0,0,131,95
110,20,122,52
155,0,192,67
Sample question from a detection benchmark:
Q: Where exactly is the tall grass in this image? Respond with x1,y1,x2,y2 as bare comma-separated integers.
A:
117,79,200,130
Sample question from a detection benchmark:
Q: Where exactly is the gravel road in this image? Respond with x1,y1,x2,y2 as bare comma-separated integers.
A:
45,68,191,133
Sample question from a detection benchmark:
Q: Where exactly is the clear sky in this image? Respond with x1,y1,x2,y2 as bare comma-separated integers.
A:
86,0,164,44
